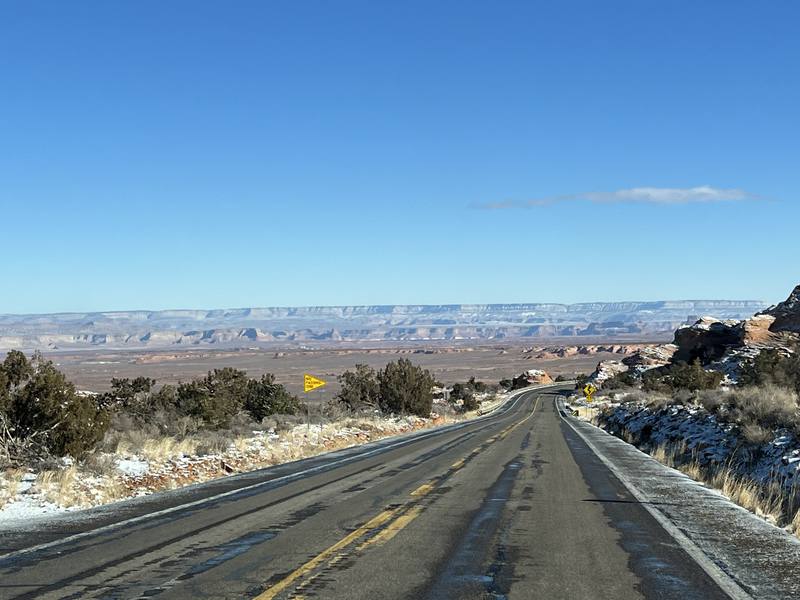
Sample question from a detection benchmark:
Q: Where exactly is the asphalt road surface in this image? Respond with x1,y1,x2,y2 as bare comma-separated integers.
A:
0,385,731,599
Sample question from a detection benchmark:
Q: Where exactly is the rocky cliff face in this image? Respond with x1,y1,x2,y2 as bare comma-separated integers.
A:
667,284,800,381
761,285,800,334
0,300,767,351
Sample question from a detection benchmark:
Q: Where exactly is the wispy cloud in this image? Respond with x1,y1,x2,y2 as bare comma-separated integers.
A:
472,185,759,209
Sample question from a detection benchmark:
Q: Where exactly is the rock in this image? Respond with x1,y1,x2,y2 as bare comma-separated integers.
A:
664,283,800,382
740,314,780,346
672,317,743,363
761,284,800,334
622,344,677,374
588,360,629,387
511,369,554,387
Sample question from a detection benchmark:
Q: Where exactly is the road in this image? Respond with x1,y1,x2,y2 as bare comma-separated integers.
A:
0,385,731,599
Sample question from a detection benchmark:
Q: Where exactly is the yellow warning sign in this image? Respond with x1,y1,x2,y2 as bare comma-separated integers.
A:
583,383,597,403
304,374,327,393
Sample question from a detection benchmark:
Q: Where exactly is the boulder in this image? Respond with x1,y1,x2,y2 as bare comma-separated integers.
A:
511,369,554,388
622,344,677,374
588,360,629,387
739,314,780,346
672,317,743,364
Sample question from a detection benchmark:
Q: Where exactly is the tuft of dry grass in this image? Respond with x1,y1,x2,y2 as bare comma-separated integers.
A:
34,465,82,507
646,440,788,526
650,441,687,469
788,501,800,536
0,469,24,509
82,452,117,477
709,470,784,523
651,443,675,468
741,422,774,445
678,460,704,481
233,436,252,454
193,431,233,456
645,392,675,410
140,437,199,461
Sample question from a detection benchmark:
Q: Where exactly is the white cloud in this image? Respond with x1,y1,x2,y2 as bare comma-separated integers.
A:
473,185,758,209
583,186,753,204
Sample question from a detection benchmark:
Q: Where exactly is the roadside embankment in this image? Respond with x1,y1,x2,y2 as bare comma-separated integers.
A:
577,397,800,533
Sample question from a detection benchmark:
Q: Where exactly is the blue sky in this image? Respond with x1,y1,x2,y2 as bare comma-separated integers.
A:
1,1,797,313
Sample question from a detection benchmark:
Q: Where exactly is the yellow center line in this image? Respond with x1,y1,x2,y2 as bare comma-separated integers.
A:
253,508,398,600
357,505,425,549
410,482,435,497
254,394,543,599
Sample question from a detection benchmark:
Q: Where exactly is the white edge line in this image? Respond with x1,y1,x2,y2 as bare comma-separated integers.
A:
0,383,558,562
557,399,752,600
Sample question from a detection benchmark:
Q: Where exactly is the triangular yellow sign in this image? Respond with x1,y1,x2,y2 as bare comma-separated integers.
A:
304,373,327,393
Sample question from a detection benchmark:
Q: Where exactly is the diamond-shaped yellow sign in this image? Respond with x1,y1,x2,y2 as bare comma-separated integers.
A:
304,374,327,393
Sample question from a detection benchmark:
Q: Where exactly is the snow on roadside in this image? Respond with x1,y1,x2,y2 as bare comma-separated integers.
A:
115,458,149,476
596,400,800,489
0,395,509,525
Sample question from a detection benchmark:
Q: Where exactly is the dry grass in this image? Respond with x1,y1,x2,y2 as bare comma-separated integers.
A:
709,470,784,523
789,503,800,536
34,465,82,507
233,436,252,454
697,384,800,433
7,411,460,513
650,441,687,469
140,437,200,461
82,452,117,477
646,440,788,525
573,406,598,422
741,422,773,445
651,443,675,468
0,469,24,509
678,459,704,481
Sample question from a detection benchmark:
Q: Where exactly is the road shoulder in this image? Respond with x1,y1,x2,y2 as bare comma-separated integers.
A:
559,400,800,600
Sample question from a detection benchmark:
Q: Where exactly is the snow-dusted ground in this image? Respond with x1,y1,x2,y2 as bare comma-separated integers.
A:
0,394,510,525
596,400,800,490
0,473,67,521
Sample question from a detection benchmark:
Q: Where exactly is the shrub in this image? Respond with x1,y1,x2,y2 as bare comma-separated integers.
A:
739,348,800,393
175,368,248,429
336,364,380,411
642,361,722,393
727,385,799,431
7,355,109,459
575,374,589,389
0,369,9,415
2,350,33,388
243,374,301,421
603,371,636,390
468,377,487,393
450,382,470,402
695,385,800,436
377,359,435,417
450,381,479,412
462,393,480,412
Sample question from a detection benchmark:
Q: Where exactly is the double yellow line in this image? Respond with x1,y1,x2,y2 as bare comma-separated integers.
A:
254,395,541,599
